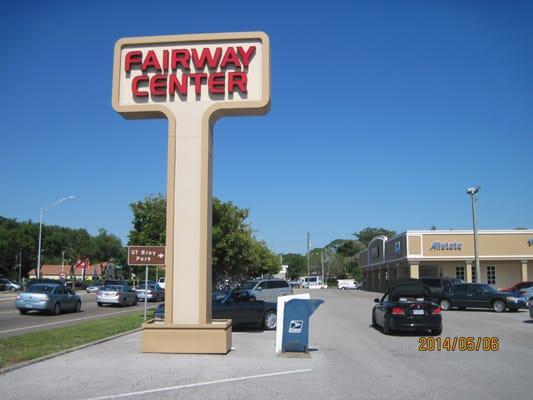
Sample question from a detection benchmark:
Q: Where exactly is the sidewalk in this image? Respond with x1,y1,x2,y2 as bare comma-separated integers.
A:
0,329,322,400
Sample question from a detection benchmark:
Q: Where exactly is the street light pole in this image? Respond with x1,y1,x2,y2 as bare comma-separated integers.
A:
36,196,76,279
467,187,481,283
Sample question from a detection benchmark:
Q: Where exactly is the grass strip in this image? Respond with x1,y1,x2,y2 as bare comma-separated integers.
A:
0,311,151,369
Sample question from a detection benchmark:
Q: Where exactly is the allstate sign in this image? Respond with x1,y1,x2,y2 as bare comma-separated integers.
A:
429,241,463,251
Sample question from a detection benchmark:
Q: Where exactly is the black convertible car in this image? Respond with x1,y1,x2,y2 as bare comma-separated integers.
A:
372,280,442,335
154,289,277,330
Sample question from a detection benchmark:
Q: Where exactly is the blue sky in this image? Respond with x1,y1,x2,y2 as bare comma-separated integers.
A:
1,0,532,254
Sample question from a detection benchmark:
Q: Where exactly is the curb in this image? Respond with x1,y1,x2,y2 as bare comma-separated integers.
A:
0,328,142,375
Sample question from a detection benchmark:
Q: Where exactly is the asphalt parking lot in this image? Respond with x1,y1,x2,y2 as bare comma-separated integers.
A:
1,289,532,400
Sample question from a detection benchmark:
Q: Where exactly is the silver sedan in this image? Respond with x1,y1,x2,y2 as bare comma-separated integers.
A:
97,284,138,307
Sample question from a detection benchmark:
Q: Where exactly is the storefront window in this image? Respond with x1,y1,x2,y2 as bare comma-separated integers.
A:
455,266,465,281
487,266,496,285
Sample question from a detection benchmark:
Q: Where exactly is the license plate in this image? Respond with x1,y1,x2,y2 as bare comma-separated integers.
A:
24,303,34,308
413,309,424,315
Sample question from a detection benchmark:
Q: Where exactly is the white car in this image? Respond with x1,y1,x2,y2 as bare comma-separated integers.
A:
337,279,359,290
157,277,165,289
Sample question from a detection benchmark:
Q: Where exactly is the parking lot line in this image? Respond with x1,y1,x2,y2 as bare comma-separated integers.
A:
83,369,313,400
0,309,147,334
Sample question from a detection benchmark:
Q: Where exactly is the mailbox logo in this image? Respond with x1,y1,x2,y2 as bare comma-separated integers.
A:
288,320,304,333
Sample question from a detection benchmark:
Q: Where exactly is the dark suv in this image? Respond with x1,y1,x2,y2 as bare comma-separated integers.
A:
420,278,463,303
439,283,528,312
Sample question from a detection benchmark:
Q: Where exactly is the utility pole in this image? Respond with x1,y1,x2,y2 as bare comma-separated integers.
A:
321,249,325,288
306,232,310,287
61,250,65,274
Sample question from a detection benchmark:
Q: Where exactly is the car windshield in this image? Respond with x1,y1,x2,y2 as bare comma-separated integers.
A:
240,281,258,290
26,284,57,293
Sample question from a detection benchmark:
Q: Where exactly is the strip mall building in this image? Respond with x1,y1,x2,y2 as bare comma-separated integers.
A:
359,230,533,291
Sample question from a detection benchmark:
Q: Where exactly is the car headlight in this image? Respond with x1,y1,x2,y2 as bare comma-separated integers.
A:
506,296,518,302
16,295,21,300
42,295,49,301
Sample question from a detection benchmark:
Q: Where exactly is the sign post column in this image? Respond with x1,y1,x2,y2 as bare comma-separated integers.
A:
114,32,270,354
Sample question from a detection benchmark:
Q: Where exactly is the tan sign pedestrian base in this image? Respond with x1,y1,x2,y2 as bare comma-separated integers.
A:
141,319,232,354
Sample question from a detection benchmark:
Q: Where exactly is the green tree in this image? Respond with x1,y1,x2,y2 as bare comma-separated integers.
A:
354,227,397,247
282,253,306,279
128,195,280,283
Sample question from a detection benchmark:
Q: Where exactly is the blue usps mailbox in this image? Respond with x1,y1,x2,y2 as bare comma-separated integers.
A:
282,298,324,352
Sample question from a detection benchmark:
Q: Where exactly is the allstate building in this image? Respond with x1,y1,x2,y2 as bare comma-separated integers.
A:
359,230,533,291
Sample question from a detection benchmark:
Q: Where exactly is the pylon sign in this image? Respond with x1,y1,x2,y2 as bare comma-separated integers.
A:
112,32,270,354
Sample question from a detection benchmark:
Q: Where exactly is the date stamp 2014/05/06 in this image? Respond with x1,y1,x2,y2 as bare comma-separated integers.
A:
419,336,500,352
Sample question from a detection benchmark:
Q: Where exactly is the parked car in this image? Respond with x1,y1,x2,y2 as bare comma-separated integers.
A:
86,284,102,293
0,278,22,291
372,280,442,335
135,284,164,302
420,278,463,302
439,283,528,312
64,280,89,290
301,276,326,289
238,278,292,302
157,277,165,289
288,280,301,288
499,281,533,295
97,283,138,307
15,283,81,315
153,289,278,329
337,279,360,290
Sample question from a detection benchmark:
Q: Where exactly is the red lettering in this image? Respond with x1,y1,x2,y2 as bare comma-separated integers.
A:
162,50,169,71
125,51,142,72
228,72,247,94
150,75,167,96
171,49,190,70
168,74,188,96
220,47,241,68
191,48,222,69
208,73,225,94
237,46,256,68
189,73,207,95
142,50,162,71
132,75,149,97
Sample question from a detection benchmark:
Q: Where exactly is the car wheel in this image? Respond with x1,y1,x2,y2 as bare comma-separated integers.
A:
19,308,28,315
121,298,127,307
371,310,377,327
431,326,442,336
97,302,103,307
53,303,61,315
74,301,81,313
133,297,138,306
458,307,466,310
263,310,277,330
440,299,451,311
492,300,506,313
383,319,391,335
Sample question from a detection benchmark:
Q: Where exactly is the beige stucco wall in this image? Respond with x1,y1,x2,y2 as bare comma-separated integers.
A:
422,233,533,258
408,235,421,255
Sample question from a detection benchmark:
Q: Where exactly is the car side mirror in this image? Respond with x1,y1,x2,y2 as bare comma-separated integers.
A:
374,298,380,303
256,287,262,291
